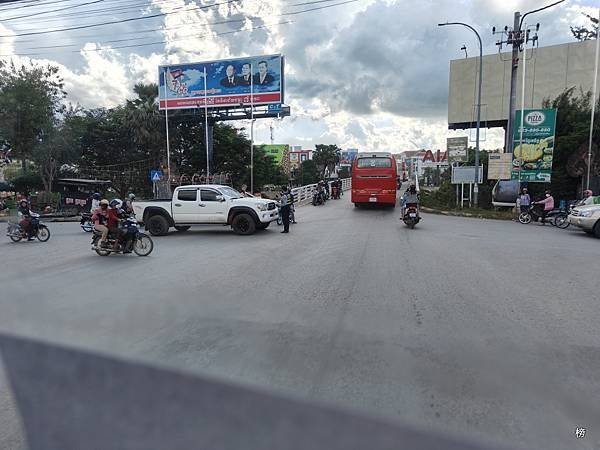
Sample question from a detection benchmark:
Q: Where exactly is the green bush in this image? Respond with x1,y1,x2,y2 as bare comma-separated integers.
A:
10,173,43,194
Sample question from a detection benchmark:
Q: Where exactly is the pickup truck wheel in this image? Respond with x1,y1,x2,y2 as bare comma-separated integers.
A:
147,215,169,236
174,225,190,232
593,221,600,239
256,222,270,230
232,213,256,235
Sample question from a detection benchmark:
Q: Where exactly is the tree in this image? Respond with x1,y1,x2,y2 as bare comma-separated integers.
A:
32,106,83,192
542,88,599,199
0,61,66,172
10,172,43,194
313,144,341,177
298,159,319,185
571,13,598,41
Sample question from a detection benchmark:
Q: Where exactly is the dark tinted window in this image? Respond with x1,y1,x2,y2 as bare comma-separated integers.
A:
177,189,197,201
357,157,392,168
201,190,219,202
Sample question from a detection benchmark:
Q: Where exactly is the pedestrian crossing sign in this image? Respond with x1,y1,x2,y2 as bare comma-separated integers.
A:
150,170,162,182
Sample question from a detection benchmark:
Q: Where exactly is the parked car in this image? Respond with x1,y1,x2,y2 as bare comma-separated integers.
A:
133,185,279,236
568,204,600,238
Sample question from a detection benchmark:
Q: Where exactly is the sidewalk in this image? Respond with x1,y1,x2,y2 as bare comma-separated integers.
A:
421,206,514,221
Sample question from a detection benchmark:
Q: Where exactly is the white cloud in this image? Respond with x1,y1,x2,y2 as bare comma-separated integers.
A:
0,24,15,56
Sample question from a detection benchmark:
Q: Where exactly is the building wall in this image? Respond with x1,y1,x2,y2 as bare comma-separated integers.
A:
448,39,600,129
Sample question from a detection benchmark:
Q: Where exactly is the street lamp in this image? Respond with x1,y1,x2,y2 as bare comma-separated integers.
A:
439,21,482,206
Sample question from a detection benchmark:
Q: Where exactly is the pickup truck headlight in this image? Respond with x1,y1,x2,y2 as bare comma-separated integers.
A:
256,203,268,211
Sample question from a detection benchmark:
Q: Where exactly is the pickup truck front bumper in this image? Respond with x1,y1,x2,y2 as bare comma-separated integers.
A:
259,209,279,223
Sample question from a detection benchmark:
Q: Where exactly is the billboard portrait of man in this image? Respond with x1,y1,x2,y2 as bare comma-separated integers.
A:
220,65,238,88
237,63,252,86
253,60,274,85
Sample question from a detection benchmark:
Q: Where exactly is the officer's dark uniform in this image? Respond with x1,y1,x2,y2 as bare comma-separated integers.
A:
280,190,291,233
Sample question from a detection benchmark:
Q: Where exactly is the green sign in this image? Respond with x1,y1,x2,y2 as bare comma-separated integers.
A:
511,108,557,183
260,144,288,165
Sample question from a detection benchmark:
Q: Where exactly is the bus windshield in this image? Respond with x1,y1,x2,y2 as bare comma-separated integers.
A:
356,157,392,168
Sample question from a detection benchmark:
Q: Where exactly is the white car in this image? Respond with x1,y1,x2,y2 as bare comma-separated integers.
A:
133,185,279,236
568,204,600,238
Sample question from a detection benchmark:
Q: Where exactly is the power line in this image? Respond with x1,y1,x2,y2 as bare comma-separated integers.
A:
0,0,240,37
2,0,104,22
0,0,83,12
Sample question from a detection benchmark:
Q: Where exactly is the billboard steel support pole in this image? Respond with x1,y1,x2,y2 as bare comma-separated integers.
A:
250,66,255,194
439,21,482,206
507,11,521,155
163,68,172,183
587,7,600,191
203,67,210,177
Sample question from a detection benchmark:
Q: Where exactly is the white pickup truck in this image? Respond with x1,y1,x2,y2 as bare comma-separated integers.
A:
133,184,279,236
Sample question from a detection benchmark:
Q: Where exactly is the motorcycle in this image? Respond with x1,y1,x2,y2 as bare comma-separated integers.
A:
312,190,326,206
402,203,420,229
91,216,154,256
80,212,94,232
518,204,563,226
331,185,340,199
6,213,51,242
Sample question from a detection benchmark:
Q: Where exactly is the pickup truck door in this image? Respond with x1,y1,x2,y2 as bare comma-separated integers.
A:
172,188,200,223
199,189,227,223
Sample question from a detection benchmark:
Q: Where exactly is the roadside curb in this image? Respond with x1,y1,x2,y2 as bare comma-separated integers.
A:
0,216,81,223
420,206,512,221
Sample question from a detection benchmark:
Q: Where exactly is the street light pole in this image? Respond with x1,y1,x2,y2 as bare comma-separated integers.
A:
439,21,482,206
586,7,600,191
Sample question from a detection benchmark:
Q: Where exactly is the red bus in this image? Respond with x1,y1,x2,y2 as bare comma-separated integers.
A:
351,152,397,207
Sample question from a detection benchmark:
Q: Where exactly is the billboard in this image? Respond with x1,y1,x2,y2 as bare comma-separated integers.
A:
447,137,468,162
451,166,483,184
339,149,358,166
158,54,283,110
511,108,557,183
487,153,513,180
421,149,448,167
260,144,288,165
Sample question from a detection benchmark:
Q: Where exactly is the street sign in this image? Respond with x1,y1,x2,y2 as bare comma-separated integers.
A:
487,153,512,180
451,166,483,184
268,103,282,113
150,170,162,182
447,137,468,163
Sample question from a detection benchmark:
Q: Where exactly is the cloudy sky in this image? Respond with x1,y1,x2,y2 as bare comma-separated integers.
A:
0,0,597,151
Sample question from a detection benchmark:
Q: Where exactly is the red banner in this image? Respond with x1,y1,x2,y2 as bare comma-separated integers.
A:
159,93,281,109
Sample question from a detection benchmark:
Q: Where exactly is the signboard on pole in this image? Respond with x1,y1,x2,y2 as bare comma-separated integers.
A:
487,153,513,180
150,170,162,182
339,149,358,166
451,166,483,184
511,108,557,183
158,54,283,110
447,137,468,163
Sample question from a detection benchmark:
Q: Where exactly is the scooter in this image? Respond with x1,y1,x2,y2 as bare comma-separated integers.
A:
6,213,51,242
80,212,94,232
312,190,325,206
91,217,153,256
518,204,563,226
402,203,420,229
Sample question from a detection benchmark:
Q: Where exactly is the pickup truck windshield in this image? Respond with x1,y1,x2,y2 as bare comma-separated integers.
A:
219,187,243,199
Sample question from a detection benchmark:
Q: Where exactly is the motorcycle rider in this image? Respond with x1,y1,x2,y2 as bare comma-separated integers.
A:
108,199,124,249
402,184,420,216
17,199,35,240
90,193,101,213
122,193,135,215
533,190,554,225
92,199,110,247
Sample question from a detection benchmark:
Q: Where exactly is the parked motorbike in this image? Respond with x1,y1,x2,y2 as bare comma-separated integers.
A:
402,203,420,229
91,216,153,256
6,213,51,242
80,212,94,232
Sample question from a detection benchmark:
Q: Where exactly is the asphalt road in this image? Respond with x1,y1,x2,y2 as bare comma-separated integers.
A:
1,195,599,449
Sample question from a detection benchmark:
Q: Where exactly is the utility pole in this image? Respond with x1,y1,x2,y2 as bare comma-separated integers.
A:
439,21,482,206
493,1,565,153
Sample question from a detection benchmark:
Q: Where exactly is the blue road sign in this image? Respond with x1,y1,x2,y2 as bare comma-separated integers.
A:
268,103,282,113
150,170,162,182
